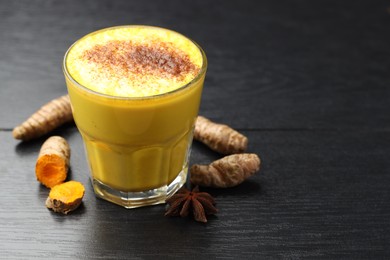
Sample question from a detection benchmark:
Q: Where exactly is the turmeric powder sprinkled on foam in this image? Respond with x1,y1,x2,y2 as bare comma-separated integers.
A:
65,26,203,97
82,40,197,79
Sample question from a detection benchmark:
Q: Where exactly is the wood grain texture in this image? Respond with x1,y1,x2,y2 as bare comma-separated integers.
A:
1,0,390,259
1,0,390,130
1,128,390,258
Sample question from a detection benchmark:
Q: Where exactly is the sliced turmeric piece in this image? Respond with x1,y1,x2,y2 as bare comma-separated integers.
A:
194,116,248,155
190,153,261,188
13,95,73,141
36,136,70,188
46,181,85,214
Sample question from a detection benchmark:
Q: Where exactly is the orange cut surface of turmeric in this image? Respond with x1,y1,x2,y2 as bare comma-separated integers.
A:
46,181,85,214
36,136,70,188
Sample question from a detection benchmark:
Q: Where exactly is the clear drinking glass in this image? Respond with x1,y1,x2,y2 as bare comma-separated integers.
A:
63,26,207,208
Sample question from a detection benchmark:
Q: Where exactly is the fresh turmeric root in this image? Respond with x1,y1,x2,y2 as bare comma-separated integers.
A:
46,181,85,214
12,95,72,141
190,153,260,188
36,136,70,188
194,116,248,155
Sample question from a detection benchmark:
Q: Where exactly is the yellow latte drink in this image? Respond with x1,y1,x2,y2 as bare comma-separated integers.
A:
63,26,206,208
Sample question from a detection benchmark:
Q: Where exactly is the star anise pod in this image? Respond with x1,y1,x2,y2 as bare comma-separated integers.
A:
165,186,217,223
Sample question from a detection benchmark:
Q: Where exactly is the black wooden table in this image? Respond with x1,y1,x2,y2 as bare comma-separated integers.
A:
1,0,390,258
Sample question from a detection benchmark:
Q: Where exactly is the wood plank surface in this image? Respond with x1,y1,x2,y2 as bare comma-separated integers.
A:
0,0,389,259
1,127,390,258
1,0,389,130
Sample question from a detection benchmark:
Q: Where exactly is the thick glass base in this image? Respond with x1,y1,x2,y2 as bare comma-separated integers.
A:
91,169,187,208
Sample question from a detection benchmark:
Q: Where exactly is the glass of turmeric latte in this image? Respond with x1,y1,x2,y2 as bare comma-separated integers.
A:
63,26,207,208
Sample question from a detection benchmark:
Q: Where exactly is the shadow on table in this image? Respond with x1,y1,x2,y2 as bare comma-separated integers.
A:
200,179,261,197
14,123,77,156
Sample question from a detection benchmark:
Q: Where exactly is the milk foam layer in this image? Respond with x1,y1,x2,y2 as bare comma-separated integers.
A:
65,26,203,97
